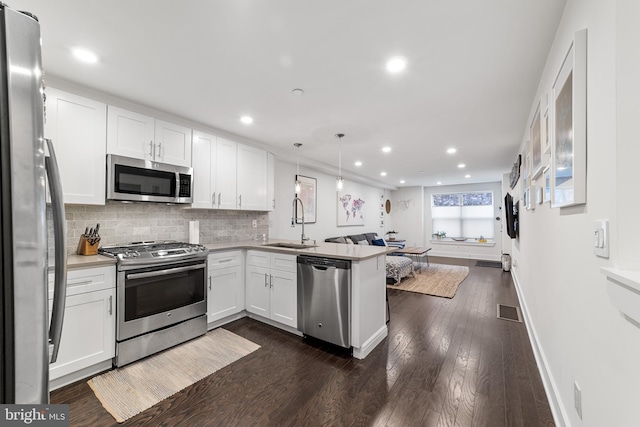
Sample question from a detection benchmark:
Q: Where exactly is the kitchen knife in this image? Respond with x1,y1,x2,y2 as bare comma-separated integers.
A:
94,223,100,236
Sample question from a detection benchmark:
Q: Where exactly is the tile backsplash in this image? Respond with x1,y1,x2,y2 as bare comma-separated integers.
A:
49,202,269,255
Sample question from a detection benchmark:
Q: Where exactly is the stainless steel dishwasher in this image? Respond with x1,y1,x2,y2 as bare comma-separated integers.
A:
297,255,352,348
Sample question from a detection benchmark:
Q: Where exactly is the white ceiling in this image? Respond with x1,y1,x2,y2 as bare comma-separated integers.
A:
17,0,566,189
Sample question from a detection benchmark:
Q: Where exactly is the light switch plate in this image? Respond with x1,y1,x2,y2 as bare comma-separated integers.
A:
593,220,609,258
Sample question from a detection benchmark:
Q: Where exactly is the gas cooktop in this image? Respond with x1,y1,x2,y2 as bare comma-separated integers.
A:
99,240,208,265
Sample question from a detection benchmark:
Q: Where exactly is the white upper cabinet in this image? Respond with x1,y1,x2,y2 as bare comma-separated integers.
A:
154,120,192,167
267,152,275,211
191,131,216,208
106,106,154,160
44,88,107,205
237,143,268,210
216,137,238,209
107,106,192,167
191,132,237,209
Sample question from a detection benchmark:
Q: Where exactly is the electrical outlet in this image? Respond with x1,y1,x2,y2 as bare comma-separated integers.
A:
251,219,257,228
574,382,582,420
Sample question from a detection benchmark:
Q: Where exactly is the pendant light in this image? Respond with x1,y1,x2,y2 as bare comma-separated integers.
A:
336,133,344,190
294,143,302,193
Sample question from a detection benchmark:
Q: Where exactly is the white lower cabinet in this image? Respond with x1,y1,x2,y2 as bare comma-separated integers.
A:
48,266,116,386
246,251,297,328
207,251,244,323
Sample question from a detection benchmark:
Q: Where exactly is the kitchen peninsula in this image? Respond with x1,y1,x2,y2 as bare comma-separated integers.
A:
205,239,391,360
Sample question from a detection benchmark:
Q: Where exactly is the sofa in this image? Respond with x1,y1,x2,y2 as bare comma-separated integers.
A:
325,233,415,284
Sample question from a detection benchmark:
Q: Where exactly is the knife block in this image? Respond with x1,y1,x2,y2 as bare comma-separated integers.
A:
77,235,100,255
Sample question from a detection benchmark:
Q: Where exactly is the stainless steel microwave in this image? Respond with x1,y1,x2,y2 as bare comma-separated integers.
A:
107,155,193,204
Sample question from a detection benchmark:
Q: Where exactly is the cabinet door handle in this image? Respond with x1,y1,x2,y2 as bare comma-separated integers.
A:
149,141,153,157
264,273,268,287
108,295,113,316
212,193,215,206
239,194,242,208
157,142,162,158
218,193,221,207
270,274,273,288
272,199,276,209
208,275,212,291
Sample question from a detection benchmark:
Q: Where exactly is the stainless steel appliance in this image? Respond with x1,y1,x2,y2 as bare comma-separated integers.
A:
297,256,351,348
107,154,194,204
0,5,68,403
99,241,208,366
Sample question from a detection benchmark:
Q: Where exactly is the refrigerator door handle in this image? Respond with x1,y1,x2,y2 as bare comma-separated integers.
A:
45,139,67,364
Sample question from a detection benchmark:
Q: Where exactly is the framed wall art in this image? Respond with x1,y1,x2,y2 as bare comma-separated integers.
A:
543,167,551,203
530,102,543,178
295,175,317,223
541,93,550,155
337,191,366,226
551,28,587,208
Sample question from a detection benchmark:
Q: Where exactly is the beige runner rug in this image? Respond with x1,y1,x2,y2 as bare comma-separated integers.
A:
388,263,469,298
88,328,260,423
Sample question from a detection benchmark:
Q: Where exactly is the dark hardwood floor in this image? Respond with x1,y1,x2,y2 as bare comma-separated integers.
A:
52,257,555,426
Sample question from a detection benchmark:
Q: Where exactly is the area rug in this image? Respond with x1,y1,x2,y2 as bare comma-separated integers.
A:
87,328,260,423
387,263,469,298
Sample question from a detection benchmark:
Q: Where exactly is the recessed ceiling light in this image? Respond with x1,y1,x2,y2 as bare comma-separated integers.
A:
354,161,362,167
72,47,98,64
437,181,442,185
386,56,407,73
240,116,254,124
292,88,304,96
465,174,471,178
380,172,387,176
457,163,466,168
382,146,391,153
400,180,405,184
447,148,457,154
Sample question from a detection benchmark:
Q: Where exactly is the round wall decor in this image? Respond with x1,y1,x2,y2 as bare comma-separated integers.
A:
385,199,391,214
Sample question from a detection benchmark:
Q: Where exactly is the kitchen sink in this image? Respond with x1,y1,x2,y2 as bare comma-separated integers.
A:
263,242,318,249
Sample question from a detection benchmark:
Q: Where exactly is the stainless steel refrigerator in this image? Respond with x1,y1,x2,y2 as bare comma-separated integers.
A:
0,4,67,404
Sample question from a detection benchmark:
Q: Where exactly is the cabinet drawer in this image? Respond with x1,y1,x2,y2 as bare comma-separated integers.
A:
246,250,270,268
48,265,116,299
271,253,296,272
208,250,242,269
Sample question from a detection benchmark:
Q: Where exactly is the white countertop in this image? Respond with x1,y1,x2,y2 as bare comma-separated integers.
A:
205,239,394,261
64,238,392,269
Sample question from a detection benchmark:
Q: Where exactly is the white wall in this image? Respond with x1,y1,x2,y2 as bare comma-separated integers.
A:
268,158,388,242
424,181,503,261
388,186,424,246
511,1,640,426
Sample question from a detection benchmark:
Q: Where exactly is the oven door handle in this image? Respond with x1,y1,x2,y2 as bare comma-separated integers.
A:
126,263,206,280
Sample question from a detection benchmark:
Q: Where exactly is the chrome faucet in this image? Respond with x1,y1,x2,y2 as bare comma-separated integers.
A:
291,197,309,244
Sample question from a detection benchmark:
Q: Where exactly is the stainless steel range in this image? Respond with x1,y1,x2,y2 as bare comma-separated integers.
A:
99,241,209,367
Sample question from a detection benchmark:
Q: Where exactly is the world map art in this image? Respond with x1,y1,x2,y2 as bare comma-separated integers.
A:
337,191,366,226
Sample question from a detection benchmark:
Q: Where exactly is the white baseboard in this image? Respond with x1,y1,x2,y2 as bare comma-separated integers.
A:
207,311,247,330
428,250,501,262
352,325,387,359
510,268,569,427
50,359,112,391
246,312,303,336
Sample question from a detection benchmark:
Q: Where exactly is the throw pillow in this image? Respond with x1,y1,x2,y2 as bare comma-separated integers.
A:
345,237,354,244
357,240,370,245
371,238,386,246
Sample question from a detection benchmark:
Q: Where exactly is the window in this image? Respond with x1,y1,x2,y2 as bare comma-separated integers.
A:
431,191,494,239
